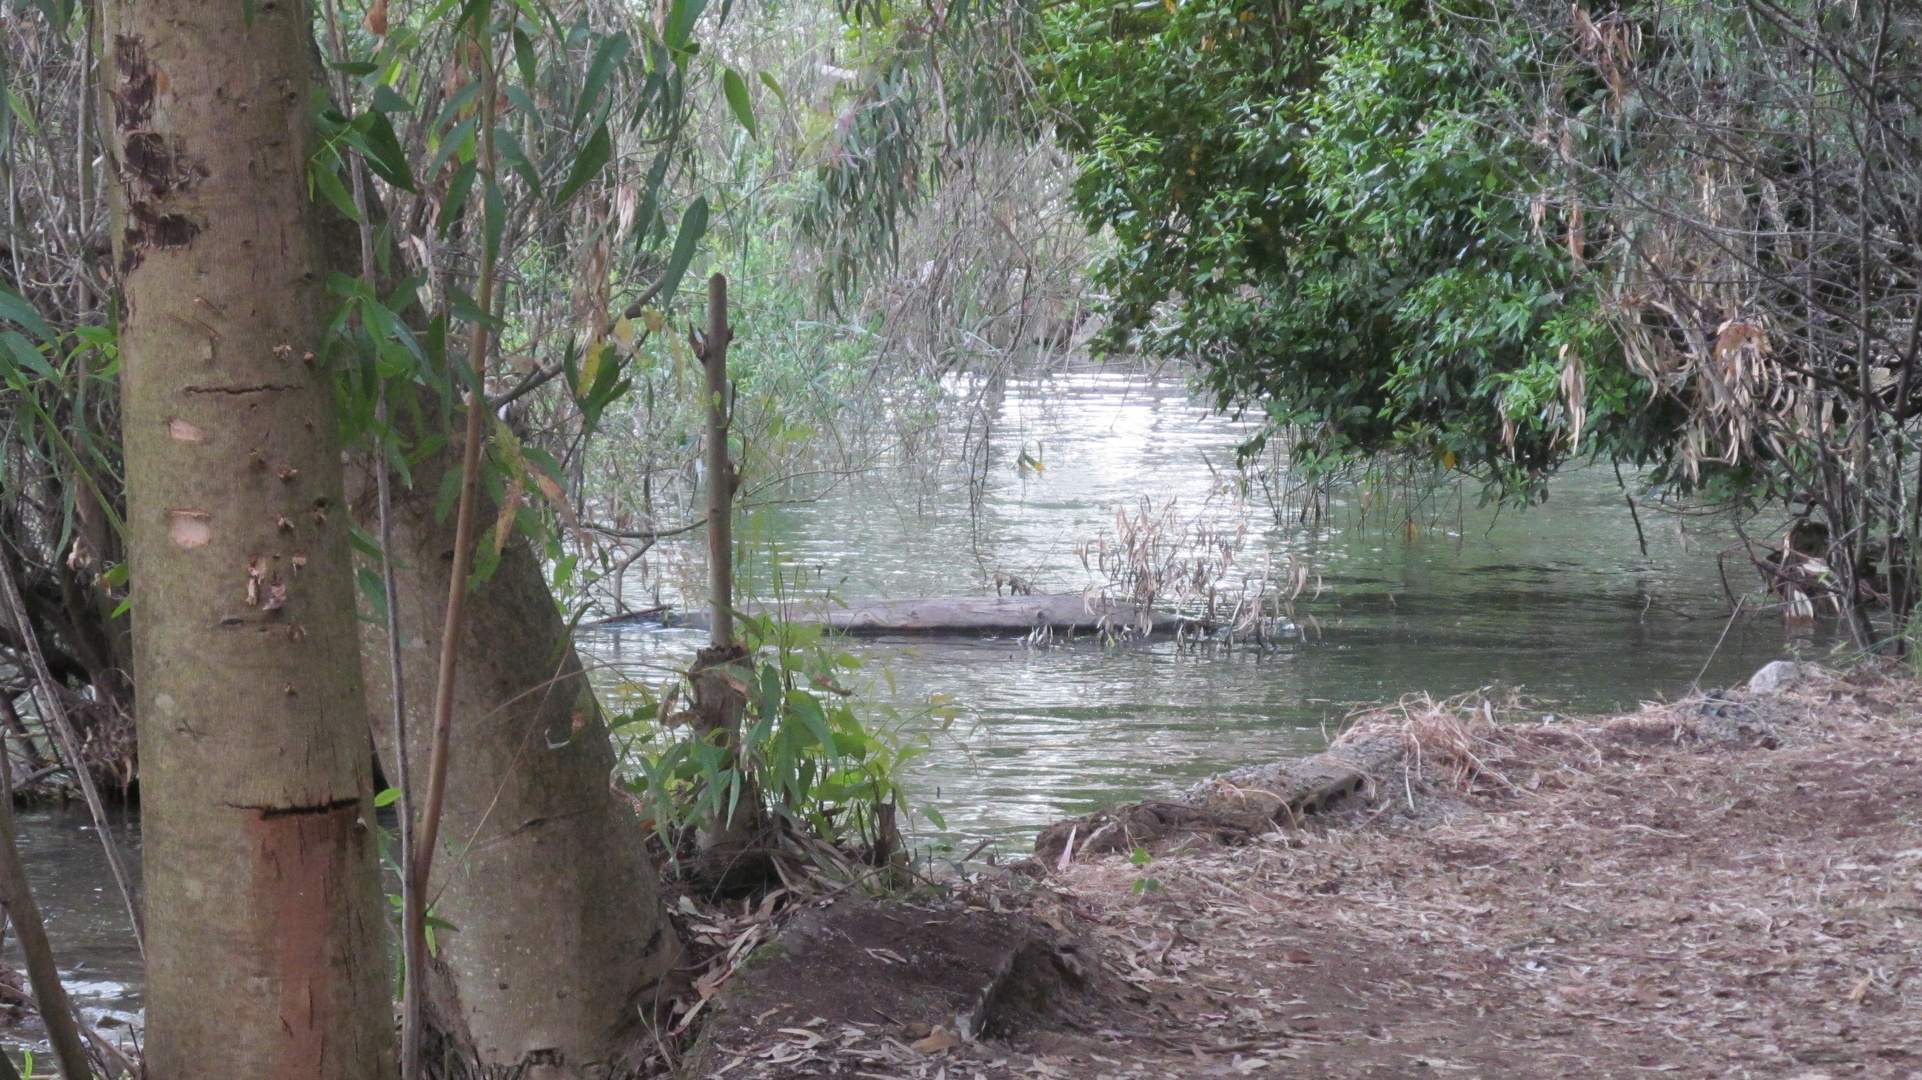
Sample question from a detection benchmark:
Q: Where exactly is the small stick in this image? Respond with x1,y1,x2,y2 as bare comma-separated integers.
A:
410,20,502,1077
1692,596,1746,691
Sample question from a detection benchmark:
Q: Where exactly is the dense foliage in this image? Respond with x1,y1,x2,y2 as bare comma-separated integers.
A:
1033,0,1677,497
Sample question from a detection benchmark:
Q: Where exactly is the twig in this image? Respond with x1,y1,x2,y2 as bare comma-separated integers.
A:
409,17,502,1078
316,0,425,1068
1692,596,1746,691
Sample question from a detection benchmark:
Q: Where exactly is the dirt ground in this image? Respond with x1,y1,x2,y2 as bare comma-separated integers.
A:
687,664,1922,1079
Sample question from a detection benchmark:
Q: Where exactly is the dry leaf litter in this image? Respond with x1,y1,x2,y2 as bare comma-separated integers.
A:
672,664,1922,1080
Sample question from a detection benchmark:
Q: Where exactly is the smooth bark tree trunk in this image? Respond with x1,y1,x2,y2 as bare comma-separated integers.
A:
690,273,757,866
100,0,393,1075
353,438,680,1080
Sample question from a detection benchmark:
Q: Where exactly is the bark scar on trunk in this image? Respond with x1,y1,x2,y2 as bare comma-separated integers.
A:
228,796,361,818
242,797,368,1080
109,35,156,129
182,383,304,395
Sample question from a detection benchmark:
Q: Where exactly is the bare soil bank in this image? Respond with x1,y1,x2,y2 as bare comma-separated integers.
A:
688,664,1922,1079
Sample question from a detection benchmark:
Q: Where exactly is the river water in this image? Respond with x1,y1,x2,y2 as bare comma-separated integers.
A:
578,371,1828,843
8,370,1832,1056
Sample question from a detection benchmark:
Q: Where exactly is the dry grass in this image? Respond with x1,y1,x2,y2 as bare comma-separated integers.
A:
974,665,1922,1079
674,666,1922,1079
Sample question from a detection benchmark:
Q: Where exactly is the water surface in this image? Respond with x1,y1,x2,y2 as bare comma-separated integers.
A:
580,372,1829,843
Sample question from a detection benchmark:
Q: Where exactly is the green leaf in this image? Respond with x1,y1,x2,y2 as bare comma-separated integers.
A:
357,566,390,620
0,284,54,342
662,0,707,52
656,195,708,309
922,804,947,830
438,159,477,237
575,32,630,130
356,111,417,191
501,84,540,121
370,85,413,114
0,332,56,381
758,70,786,106
433,81,482,135
512,27,538,88
722,68,756,138
467,525,503,588
434,465,464,523
444,285,503,331
631,145,673,244
553,123,611,207
347,523,385,561
374,786,401,807
311,160,364,222
483,179,506,262
785,690,839,769
28,0,72,31
493,128,542,197
428,117,477,178
329,60,381,76
6,88,39,142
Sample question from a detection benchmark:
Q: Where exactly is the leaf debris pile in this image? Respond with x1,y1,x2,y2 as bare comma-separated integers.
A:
668,665,1922,1079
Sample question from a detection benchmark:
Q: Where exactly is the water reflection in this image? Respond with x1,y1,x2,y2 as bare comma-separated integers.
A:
579,372,1837,842
3,805,142,1057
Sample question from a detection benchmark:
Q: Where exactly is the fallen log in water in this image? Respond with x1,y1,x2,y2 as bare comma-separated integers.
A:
1032,668,1810,864
592,594,1204,638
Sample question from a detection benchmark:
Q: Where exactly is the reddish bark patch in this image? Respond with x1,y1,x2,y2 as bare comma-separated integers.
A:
245,797,366,1080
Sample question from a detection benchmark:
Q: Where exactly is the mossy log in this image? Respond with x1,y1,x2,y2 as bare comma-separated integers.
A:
599,594,1206,638
1033,734,1404,863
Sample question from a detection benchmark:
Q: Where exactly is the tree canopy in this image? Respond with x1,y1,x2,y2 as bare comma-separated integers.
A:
1033,0,1687,498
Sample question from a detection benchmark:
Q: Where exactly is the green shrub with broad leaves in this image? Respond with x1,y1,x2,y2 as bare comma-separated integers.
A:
612,611,955,861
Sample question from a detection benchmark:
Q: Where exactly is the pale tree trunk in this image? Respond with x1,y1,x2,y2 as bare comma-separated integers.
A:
99,0,393,1075
353,438,680,1080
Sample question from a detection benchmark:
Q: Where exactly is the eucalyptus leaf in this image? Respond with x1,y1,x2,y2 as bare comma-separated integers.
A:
722,67,756,137
662,0,707,52
655,195,708,309
311,160,365,222
0,284,54,342
574,32,631,130
553,123,611,207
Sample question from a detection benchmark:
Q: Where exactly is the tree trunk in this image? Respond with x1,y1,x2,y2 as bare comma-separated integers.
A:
99,0,393,1075
353,439,680,1080
690,273,757,865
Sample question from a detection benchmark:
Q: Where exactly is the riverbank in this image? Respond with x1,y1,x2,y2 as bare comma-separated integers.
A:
693,662,1922,1078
